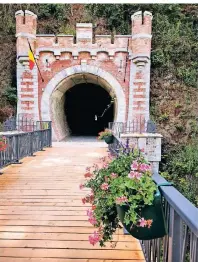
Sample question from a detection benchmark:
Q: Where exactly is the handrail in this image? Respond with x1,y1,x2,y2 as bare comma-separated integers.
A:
153,173,198,237
0,121,52,172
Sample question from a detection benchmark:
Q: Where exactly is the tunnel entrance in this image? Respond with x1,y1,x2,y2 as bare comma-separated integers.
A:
64,83,114,136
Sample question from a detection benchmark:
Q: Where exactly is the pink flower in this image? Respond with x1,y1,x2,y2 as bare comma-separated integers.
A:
128,171,142,180
131,160,139,171
111,173,118,179
88,216,97,225
139,163,151,172
116,196,128,204
82,198,86,204
138,218,147,227
87,209,97,225
82,194,94,204
87,209,93,217
89,231,100,246
103,163,109,169
140,148,145,152
100,183,109,190
92,205,96,210
79,183,85,190
84,172,93,178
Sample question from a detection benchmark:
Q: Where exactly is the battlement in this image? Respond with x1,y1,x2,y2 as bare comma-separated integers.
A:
15,10,37,36
131,11,153,35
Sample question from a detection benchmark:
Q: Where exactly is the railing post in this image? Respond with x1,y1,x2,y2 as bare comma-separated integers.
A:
15,135,20,163
40,130,45,151
49,121,52,147
12,135,22,164
168,207,183,262
29,132,34,156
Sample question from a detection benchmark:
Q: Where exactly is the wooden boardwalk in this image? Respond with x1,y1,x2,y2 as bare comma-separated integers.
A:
0,141,145,262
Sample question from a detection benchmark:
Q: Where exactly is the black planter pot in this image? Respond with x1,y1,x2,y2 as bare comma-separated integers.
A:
104,135,114,144
116,190,167,240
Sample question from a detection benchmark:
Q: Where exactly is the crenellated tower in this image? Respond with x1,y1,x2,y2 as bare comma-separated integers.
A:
15,10,39,121
128,11,153,123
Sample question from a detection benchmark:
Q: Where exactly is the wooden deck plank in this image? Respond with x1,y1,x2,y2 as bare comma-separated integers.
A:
0,248,145,259
0,240,142,250
0,142,145,261
0,259,145,262
0,232,136,241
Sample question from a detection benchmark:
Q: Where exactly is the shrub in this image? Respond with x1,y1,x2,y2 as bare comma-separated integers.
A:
161,140,198,206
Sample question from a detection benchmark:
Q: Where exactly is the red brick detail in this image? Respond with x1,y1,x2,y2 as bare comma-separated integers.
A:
133,87,146,92
21,71,33,80
133,94,146,99
133,82,146,88
21,107,34,110
133,101,146,106
21,88,34,92
21,101,34,105
135,72,143,79
21,94,34,98
21,82,34,87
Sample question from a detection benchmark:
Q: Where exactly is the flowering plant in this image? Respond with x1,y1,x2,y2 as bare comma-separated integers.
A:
97,129,113,140
81,148,157,247
0,136,7,151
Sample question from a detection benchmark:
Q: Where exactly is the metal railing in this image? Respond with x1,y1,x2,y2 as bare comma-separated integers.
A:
0,117,50,132
108,119,156,138
141,173,198,262
108,132,198,262
0,121,52,170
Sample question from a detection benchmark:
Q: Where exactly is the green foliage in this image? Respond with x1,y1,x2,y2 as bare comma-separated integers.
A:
161,141,198,206
86,4,198,88
2,86,17,107
187,119,198,138
37,4,70,20
175,124,185,132
174,102,182,108
83,150,156,246
159,113,169,122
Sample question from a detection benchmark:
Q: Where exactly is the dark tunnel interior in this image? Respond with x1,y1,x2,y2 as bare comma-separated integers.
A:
64,83,114,136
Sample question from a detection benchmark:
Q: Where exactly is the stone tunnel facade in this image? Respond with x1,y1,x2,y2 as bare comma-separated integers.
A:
15,10,153,141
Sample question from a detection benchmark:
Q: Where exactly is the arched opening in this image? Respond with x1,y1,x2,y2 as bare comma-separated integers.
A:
41,65,126,141
65,83,114,136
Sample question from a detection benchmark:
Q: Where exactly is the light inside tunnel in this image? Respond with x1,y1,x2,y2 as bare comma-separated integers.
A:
50,73,117,141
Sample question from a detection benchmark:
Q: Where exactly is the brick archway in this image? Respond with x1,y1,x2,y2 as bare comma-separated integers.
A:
41,65,126,141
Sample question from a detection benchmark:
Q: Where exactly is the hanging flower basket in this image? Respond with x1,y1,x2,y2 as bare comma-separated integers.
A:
80,145,169,247
98,129,114,144
116,189,167,240
104,135,114,144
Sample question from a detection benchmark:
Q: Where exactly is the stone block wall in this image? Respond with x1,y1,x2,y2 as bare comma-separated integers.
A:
120,133,162,173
